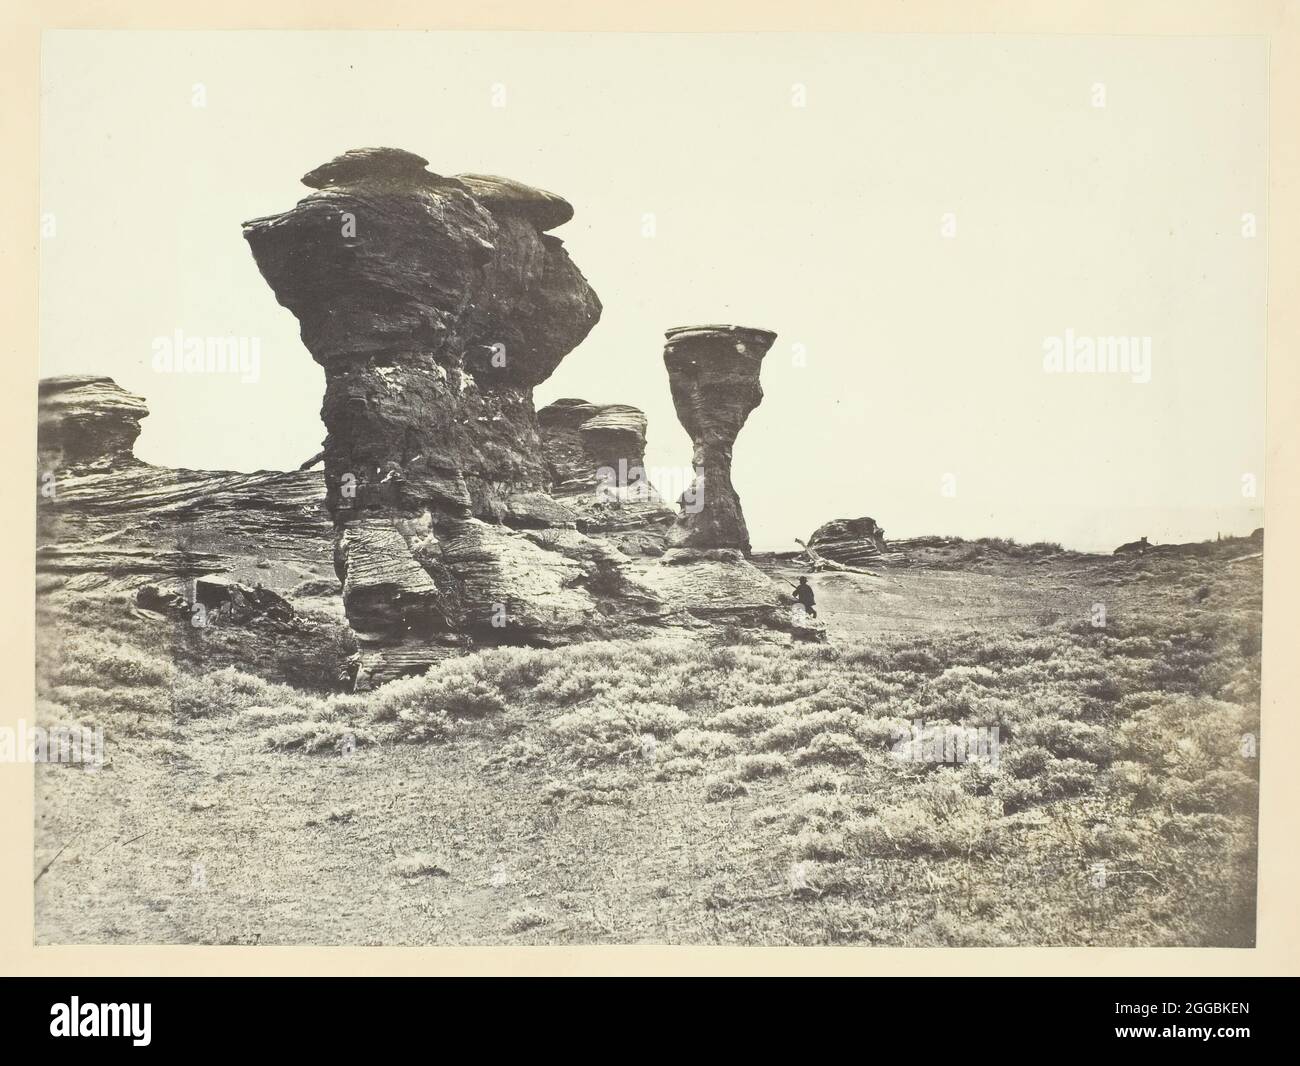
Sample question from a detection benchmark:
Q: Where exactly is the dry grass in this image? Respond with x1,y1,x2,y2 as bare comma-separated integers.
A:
33,547,1261,946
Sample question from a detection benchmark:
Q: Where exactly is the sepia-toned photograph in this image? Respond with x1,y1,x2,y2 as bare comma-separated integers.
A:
30,28,1266,949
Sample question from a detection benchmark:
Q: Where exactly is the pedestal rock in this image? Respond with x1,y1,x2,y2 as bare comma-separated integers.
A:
662,324,776,554
242,148,680,682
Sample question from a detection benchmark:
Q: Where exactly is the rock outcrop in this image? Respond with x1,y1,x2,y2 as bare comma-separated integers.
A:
1114,536,1150,556
237,152,794,680
36,155,799,692
662,325,776,554
1110,532,1264,562
37,377,333,596
38,376,148,472
806,517,888,568
243,149,692,682
790,611,829,644
540,399,648,495
538,398,676,556
35,377,356,689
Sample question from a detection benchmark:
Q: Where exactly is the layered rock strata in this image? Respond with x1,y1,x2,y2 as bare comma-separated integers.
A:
36,376,333,596
38,376,148,472
35,377,353,689
243,149,689,681
806,517,888,568
39,154,802,687
241,152,798,678
538,398,675,556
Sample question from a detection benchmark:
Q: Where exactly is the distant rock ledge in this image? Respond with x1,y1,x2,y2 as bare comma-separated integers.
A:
38,375,148,471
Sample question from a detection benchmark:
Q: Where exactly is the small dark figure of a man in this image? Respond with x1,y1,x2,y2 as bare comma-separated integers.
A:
790,577,817,618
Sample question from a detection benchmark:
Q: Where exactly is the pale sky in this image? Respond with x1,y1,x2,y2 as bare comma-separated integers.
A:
39,31,1267,551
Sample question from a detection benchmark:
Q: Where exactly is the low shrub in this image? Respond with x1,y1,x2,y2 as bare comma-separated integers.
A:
733,753,790,781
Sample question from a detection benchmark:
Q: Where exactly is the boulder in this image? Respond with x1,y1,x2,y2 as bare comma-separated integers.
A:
806,517,888,568
134,584,189,615
637,556,785,630
127,577,356,692
194,576,295,624
790,611,829,644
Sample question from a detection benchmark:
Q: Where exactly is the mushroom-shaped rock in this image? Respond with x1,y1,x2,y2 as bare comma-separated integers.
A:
243,149,622,675
243,146,602,523
662,324,776,554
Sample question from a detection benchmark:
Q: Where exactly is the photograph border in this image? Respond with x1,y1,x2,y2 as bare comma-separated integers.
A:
2,0,1296,976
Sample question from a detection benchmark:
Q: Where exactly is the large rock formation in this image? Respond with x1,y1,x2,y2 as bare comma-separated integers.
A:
38,376,149,472
538,398,675,556
238,151,795,679
806,517,888,568
662,325,776,554
540,399,648,496
36,155,801,693
243,147,601,521
243,149,692,681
